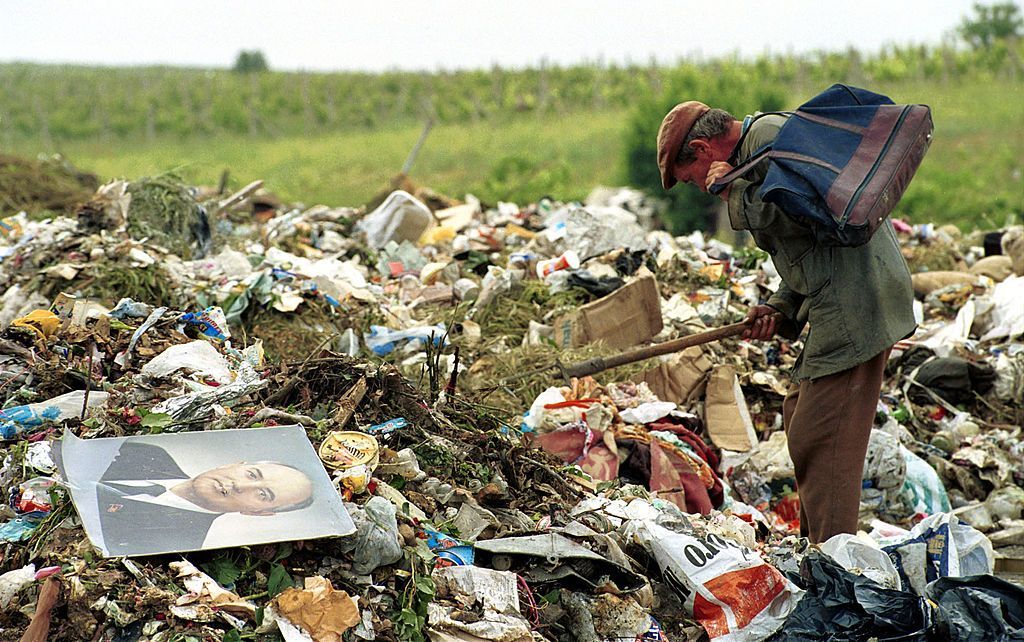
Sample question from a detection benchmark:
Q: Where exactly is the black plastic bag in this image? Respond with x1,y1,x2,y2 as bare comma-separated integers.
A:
566,271,624,298
925,575,1024,641
614,249,650,276
769,551,934,641
905,355,996,405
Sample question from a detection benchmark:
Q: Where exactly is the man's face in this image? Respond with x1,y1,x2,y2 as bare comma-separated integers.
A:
671,137,731,193
672,155,716,193
186,462,312,515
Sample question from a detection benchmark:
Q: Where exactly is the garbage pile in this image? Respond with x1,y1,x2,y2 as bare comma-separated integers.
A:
1,166,1022,642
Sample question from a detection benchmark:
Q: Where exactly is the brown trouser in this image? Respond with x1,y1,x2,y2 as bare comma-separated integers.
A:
783,349,890,543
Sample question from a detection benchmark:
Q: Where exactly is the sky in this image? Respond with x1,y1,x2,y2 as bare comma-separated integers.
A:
0,1,987,73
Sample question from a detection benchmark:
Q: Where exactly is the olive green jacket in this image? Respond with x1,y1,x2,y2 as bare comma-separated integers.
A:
726,114,917,380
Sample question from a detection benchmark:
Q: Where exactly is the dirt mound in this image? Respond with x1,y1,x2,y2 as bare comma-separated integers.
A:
0,154,99,215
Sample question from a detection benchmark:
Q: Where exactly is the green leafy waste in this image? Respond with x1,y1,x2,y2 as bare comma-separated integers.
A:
126,174,210,258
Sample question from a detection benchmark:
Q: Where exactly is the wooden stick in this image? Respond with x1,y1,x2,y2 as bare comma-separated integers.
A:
214,179,264,214
561,320,751,379
401,117,435,176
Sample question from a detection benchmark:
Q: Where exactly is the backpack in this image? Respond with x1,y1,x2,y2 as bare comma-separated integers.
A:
710,84,933,247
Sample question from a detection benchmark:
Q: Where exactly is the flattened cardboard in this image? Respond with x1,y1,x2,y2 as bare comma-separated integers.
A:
704,364,758,452
554,274,662,350
633,345,712,405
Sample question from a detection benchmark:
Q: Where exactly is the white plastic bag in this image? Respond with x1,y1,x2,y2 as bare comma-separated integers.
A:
879,512,994,595
820,533,901,589
626,519,802,641
898,445,951,517
619,401,676,425
0,390,109,439
355,190,433,250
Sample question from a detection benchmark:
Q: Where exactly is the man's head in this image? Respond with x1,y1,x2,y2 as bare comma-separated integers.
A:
175,461,314,516
657,102,738,191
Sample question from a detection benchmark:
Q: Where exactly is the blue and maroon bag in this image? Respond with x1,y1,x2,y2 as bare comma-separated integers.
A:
710,84,933,247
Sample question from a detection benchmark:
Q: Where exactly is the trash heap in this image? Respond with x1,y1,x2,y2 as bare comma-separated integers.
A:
0,167,1022,642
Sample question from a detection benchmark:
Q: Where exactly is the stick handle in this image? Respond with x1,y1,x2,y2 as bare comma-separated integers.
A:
562,320,750,379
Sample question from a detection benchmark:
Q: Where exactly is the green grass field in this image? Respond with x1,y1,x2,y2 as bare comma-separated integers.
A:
14,110,627,208
8,77,1023,231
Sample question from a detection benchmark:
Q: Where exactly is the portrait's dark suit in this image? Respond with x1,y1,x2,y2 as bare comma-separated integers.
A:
97,441,218,556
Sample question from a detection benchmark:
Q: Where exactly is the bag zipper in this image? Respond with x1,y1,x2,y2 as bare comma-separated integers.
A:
840,106,911,225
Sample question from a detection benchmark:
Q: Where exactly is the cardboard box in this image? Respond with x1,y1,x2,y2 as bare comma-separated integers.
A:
704,364,759,452
633,346,713,405
554,274,662,350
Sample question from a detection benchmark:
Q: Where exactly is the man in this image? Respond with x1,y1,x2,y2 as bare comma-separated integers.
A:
95,440,314,556
657,101,916,543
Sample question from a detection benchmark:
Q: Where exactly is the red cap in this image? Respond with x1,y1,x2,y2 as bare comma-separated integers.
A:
657,101,710,189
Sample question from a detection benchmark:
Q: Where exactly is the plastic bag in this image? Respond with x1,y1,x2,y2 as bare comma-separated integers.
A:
925,574,1024,641
337,497,403,575
879,513,994,595
863,429,906,491
626,519,802,641
355,190,433,250
769,551,933,641
819,533,901,590
363,324,445,356
0,390,110,439
619,401,676,425
899,445,951,517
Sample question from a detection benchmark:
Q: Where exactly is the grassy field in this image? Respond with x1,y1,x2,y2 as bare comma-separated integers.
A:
14,110,628,208
8,77,1022,231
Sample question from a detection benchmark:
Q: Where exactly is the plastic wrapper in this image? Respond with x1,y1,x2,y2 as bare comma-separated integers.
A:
180,306,231,341
0,517,42,542
24,442,56,474
152,362,265,421
16,477,57,513
425,528,475,567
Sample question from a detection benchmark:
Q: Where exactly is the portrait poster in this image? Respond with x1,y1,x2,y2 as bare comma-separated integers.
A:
55,425,355,557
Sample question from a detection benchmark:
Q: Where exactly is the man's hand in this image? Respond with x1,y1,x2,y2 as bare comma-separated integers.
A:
706,161,734,200
743,305,778,340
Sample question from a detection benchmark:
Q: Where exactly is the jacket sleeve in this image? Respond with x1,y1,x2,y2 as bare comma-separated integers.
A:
726,116,807,338
766,283,806,340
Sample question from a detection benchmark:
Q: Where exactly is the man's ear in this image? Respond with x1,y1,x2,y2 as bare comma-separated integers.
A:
689,139,712,157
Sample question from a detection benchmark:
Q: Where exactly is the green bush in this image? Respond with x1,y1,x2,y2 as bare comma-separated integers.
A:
624,64,787,234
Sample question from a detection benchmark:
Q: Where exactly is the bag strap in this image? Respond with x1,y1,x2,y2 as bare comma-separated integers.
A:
709,110,851,195
727,111,790,165
709,147,771,195
709,148,844,194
